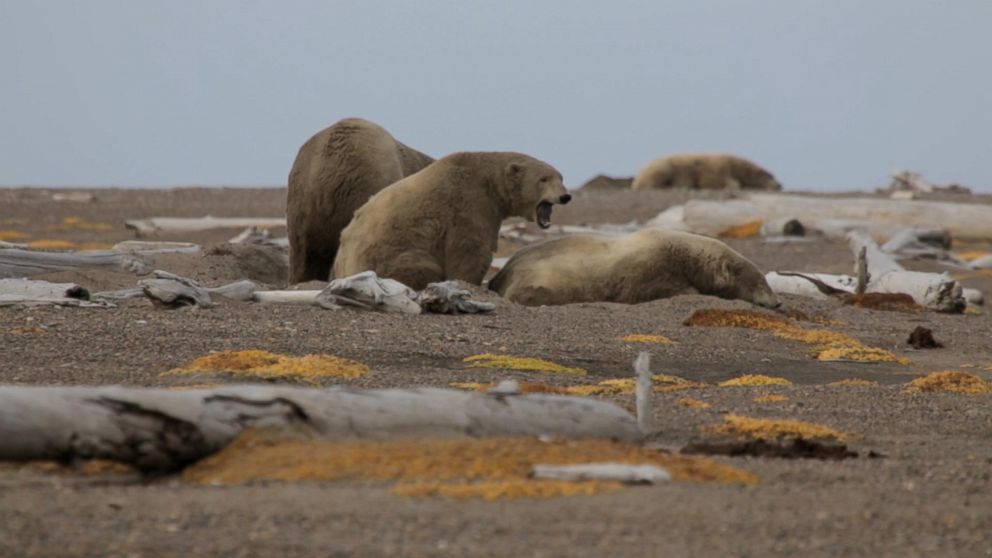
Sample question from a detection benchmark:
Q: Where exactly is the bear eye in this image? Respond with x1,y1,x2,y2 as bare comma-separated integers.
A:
539,176,550,183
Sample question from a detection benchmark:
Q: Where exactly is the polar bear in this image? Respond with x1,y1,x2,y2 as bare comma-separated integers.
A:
632,153,782,191
332,152,572,290
487,229,780,308
286,118,434,283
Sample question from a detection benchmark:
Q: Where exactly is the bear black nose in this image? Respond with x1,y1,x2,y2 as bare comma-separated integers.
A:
559,194,572,204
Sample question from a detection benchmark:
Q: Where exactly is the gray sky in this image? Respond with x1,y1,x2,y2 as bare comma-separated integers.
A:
2,1,990,191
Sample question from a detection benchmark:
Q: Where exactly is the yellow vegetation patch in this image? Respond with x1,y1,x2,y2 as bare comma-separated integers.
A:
453,374,707,397
684,308,908,364
718,219,763,239
6,326,46,335
620,334,674,345
754,394,789,403
182,432,758,499
448,381,570,395
719,374,792,387
464,354,587,376
26,239,78,251
707,415,847,441
955,250,991,261
0,230,30,241
677,398,711,409
828,378,879,387
166,350,369,383
48,216,113,231
904,371,992,395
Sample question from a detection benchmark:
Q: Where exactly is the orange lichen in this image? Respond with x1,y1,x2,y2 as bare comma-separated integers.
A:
828,378,879,387
0,230,30,241
706,414,847,441
26,239,78,250
684,308,908,364
753,394,789,403
620,334,674,345
718,219,763,239
182,432,757,499
904,371,992,395
48,216,113,231
165,350,369,383
448,381,570,395
677,398,711,409
719,374,792,387
464,354,586,376
954,250,991,261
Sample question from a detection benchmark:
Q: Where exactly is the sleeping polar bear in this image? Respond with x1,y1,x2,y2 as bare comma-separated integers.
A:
488,229,780,308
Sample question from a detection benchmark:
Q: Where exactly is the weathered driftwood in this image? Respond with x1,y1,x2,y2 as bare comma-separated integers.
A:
135,271,257,308
316,271,422,313
125,216,287,236
0,385,642,472
417,281,496,314
634,352,653,434
531,463,670,484
651,194,992,240
0,278,113,308
228,227,290,248
0,248,150,278
766,233,967,312
111,241,201,255
252,290,321,305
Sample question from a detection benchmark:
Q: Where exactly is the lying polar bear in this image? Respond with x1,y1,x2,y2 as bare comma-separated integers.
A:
487,229,780,308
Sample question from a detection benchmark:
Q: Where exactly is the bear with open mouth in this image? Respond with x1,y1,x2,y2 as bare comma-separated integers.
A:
332,151,571,290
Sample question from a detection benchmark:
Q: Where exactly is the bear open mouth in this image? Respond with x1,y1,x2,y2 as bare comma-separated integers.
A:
536,202,554,229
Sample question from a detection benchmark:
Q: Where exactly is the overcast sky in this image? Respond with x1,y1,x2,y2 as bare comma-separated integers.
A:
2,1,989,191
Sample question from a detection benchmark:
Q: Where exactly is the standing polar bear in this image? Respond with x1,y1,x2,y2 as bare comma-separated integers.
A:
632,153,782,191
332,152,572,290
286,118,434,283
487,229,780,308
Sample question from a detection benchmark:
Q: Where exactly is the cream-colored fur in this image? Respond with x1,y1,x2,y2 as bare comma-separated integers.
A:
333,152,571,290
632,153,782,191
488,229,780,307
287,118,433,283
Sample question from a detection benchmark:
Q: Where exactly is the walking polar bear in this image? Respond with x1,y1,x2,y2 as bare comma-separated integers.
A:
487,229,780,308
287,118,434,283
333,152,572,291
632,153,782,191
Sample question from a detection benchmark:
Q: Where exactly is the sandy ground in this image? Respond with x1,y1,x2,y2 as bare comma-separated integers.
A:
2,186,992,557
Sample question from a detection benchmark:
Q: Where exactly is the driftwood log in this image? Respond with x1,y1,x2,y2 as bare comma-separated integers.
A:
125,216,286,236
651,194,992,240
0,385,642,472
0,248,151,278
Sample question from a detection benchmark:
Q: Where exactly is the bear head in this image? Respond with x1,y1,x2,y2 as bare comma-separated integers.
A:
714,256,781,309
504,158,571,229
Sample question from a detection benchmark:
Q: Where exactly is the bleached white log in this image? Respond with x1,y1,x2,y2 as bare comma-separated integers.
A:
532,463,671,484
848,231,965,312
228,227,290,248
969,255,992,270
0,278,114,308
0,385,642,472
635,352,653,434
315,271,422,314
663,194,992,240
0,248,150,278
111,241,201,255
764,272,857,299
125,216,287,236
417,281,495,314
252,290,322,304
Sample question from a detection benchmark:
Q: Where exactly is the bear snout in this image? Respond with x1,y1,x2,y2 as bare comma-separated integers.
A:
558,194,572,204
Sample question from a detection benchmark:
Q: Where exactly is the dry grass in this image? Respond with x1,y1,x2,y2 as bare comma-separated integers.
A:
753,394,789,403
677,398,711,409
165,350,369,383
25,239,79,250
719,374,792,387
182,431,758,499
619,334,674,345
464,354,587,376
904,371,992,395
450,374,705,397
47,216,113,231
718,219,763,239
0,230,30,241
706,414,847,441
955,250,991,261
684,308,908,364
828,378,880,387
